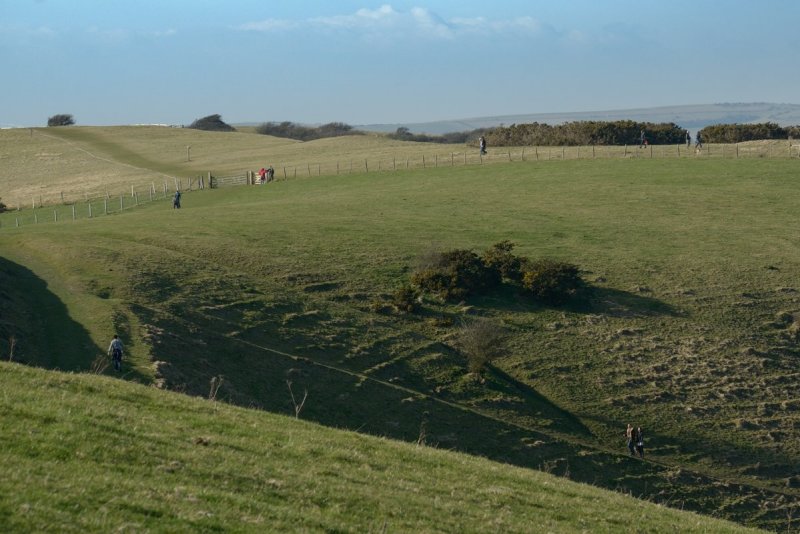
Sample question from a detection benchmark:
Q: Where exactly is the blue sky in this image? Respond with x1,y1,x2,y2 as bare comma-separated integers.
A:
2,0,798,127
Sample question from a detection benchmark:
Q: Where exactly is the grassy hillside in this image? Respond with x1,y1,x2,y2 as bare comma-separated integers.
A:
0,361,762,533
0,126,793,210
1,129,799,530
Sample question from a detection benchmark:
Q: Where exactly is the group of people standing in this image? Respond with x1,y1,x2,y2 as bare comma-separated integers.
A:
625,423,645,458
258,166,275,184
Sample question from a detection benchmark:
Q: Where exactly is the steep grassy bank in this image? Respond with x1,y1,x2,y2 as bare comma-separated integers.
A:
0,362,762,533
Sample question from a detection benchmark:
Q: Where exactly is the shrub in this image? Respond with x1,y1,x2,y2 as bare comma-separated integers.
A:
47,114,74,127
521,259,585,305
481,241,524,283
411,249,499,301
392,285,420,313
188,114,235,132
456,318,505,374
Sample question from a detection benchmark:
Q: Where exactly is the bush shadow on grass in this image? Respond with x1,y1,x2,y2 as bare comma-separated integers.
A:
581,286,685,318
459,284,684,318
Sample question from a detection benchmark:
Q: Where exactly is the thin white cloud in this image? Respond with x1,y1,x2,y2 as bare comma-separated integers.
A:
237,4,549,41
311,4,400,28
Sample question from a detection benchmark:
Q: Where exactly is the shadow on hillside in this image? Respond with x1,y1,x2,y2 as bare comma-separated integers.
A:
487,364,594,438
0,257,145,380
135,296,792,530
463,284,683,318
582,287,684,318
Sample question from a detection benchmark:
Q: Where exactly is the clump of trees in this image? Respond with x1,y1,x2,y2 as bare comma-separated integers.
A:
47,114,75,127
409,241,587,305
255,121,363,141
387,127,490,144
188,114,236,132
486,120,687,146
698,122,800,143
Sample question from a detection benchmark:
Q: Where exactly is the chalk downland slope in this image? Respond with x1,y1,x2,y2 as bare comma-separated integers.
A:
0,361,762,533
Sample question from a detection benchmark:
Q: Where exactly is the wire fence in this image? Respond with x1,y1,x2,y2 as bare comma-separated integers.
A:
2,141,799,230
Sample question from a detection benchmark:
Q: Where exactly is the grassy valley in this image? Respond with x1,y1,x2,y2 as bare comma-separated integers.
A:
1,127,799,531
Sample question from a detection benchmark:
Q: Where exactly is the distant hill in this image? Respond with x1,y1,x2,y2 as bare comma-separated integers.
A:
357,102,800,135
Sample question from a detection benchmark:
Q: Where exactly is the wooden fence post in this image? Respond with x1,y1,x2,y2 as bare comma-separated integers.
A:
522,147,526,161
134,193,139,206
463,152,466,165
54,210,58,222
34,212,38,224
422,155,426,168
318,164,321,176
61,192,65,204
365,159,368,172
88,203,92,218
163,182,168,196
120,194,124,211
104,198,108,215
72,206,76,220
451,153,454,166
624,145,628,157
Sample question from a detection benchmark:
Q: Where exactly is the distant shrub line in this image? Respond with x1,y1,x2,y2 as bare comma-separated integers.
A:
698,122,800,143
485,121,687,147
255,122,363,141
387,127,491,144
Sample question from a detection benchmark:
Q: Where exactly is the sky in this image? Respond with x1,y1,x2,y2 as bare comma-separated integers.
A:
2,0,799,127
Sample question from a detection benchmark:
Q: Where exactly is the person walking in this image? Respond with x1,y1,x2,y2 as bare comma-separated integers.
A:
107,334,124,371
685,130,691,148
625,423,636,456
479,136,487,155
695,131,703,150
635,427,645,458
173,190,182,209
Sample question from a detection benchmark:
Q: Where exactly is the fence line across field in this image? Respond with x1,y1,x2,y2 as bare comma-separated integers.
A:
3,141,799,228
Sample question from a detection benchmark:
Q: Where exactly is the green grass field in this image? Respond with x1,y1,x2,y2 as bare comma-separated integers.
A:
0,362,760,533
1,128,799,531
